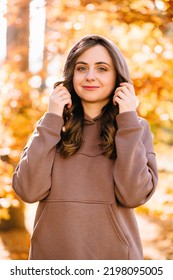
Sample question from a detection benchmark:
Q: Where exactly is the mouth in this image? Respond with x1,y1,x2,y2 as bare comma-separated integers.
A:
82,86,100,91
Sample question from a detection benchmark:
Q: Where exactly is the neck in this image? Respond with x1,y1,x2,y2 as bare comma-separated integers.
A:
82,103,102,119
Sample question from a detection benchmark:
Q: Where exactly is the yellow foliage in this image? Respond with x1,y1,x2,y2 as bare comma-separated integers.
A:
0,208,10,221
0,0,173,223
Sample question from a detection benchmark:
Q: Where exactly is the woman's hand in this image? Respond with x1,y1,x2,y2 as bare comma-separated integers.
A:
113,82,137,114
48,86,72,116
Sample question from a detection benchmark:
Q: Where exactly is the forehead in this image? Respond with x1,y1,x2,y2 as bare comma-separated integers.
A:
76,45,113,64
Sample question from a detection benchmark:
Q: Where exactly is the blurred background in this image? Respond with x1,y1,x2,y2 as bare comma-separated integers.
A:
0,0,173,260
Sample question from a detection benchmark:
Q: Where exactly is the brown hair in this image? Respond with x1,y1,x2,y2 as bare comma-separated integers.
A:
54,34,131,159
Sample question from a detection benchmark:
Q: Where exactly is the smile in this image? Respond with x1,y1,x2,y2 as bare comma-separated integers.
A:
82,86,100,91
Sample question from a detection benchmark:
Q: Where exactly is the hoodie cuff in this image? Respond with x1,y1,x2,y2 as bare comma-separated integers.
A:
39,112,64,132
116,111,141,129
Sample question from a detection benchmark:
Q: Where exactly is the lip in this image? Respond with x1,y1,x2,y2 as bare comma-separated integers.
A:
82,86,100,91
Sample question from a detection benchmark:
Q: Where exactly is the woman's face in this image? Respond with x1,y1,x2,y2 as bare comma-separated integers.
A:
73,45,116,114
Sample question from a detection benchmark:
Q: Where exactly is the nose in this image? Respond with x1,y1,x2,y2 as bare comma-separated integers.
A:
86,69,96,81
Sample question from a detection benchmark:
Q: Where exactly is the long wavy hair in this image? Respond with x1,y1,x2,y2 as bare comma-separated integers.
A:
54,34,131,159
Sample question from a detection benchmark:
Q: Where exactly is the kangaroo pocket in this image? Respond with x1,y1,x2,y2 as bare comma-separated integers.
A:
30,201,129,260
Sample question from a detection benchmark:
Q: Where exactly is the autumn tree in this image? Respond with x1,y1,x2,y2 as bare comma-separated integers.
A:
1,0,31,229
0,0,173,228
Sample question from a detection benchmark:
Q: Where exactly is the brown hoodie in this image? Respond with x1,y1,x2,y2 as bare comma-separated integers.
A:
12,110,158,260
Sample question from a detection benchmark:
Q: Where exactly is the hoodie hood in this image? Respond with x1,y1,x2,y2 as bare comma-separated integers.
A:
105,37,131,84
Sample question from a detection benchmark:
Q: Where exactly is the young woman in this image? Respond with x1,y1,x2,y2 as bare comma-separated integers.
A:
12,34,158,260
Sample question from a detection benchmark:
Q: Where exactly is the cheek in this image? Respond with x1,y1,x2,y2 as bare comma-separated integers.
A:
73,73,80,87
72,75,77,91
107,75,116,89
104,76,115,88
73,75,81,94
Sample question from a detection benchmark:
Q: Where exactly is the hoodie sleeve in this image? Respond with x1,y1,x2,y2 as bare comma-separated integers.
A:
113,111,158,208
12,112,64,203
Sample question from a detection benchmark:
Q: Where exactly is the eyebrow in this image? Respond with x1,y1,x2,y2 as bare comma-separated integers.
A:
75,61,111,67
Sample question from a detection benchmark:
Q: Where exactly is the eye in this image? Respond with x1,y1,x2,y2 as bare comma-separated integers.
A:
76,66,87,72
97,67,107,72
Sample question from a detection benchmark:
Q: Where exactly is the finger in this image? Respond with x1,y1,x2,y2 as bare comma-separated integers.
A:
52,86,69,97
58,92,70,100
120,82,135,95
52,90,71,105
114,91,129,101
49,92,71,109
113,96,125,106
61,96,72,108
54,85,66,91
115,86,130,96
112,96,117,106
67,100,72,108
50,85,72,110
113,91,127,105
63,95,72,107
